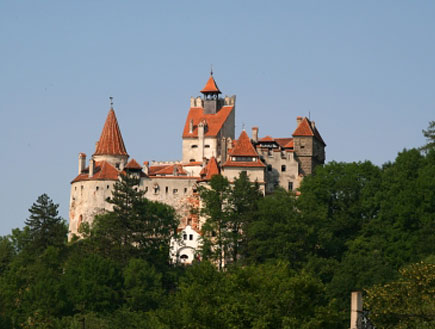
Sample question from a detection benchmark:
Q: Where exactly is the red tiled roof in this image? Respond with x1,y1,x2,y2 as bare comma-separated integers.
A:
200,74,221,94
258,135,274,142
150,164,187,176
229,130,258,157
223,158,266,168
283,139,294,148
274,138,293,148
94,109,128,156
182,106,234,138
183,161,203,166
71,161,119,183
199,157,220,181
125,158,142,170
292,117,326,145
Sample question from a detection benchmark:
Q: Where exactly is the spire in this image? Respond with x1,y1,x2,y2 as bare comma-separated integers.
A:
94,108,128,156
201,73,221,94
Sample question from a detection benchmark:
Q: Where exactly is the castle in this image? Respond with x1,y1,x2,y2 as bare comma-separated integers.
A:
69,73,326,263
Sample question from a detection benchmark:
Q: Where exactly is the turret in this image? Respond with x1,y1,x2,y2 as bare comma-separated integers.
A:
201,72,221,114
93,103,129,169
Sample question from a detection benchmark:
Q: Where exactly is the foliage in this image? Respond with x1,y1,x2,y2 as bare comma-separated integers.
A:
199,174,231,270
199,173,262,269
365,262,435,329
244,188,309,266
420,120,435,152
91,172,178,266
24,194,67,252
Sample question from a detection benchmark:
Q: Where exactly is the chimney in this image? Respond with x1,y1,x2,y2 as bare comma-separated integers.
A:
252,126,259,143
78,153,86,175
296,116,303,126
189,119,194,133
89,159,95,178
173,165,178,176
143,161,149,176
311,120,316,130
350,291,363,329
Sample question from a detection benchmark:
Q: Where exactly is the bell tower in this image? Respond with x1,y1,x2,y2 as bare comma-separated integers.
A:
201,72,221,114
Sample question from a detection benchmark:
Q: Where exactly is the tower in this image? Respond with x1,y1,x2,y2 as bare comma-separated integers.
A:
69,105,128,238
201,72,221,114
182,74,236,164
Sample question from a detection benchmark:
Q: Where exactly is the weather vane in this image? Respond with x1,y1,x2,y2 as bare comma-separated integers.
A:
109,96,114,109
210,64,213,75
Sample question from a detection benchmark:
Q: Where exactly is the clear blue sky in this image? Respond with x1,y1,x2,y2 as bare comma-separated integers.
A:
0,1,434,235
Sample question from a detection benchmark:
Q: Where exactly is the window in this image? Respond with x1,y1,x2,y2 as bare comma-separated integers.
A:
165,186,169,193
281,165,286,172
106,185,110,189
288,182,293,191
96,186,99,191
300,145,305,149
190,159,196,162
189,234,193,240
145,186,148,193
173,189,178,194
267,165,272,172
183,233,187,240
153,184,160,194
184,187,187,193
180,254,188,260
75,186,77,191
191,145,198,148
233,156,256,162
205,144,210,148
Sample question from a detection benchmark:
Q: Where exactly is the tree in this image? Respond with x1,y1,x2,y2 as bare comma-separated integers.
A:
91,172,178,265
24,194,67,251
365,262,435,329
199,175,231,270
297,161,382,261
420,120,435,153
227,171,262,264
244,188,308,266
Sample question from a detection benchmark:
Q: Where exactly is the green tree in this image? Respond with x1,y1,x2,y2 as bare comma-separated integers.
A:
365,262,435,329
199,175,231,270
24,194,67,252
91,172,178,265
63,253,122,314
227,171,262,264
297,161,382,261
244,188,308,266
123,258,163,312
420,120,435,153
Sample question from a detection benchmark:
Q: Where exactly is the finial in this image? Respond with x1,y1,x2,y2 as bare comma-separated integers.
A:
210,64,213,76
242,122,246,130
109,96,114,109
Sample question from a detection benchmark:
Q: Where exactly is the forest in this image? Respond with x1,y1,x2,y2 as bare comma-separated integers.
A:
0,122,434,329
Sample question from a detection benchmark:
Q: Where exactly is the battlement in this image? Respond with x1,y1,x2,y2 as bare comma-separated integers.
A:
151,160,182,166
190,95,236,108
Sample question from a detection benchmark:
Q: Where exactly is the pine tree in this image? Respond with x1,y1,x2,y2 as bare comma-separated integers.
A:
93,172,178,265
420,120,435,153
24,194,67,251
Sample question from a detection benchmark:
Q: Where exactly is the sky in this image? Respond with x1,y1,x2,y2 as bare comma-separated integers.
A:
0,0,434,236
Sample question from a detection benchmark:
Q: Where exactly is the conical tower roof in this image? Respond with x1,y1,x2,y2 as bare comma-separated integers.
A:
94,109,128,156
229,130,258,157
201,74,221,94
